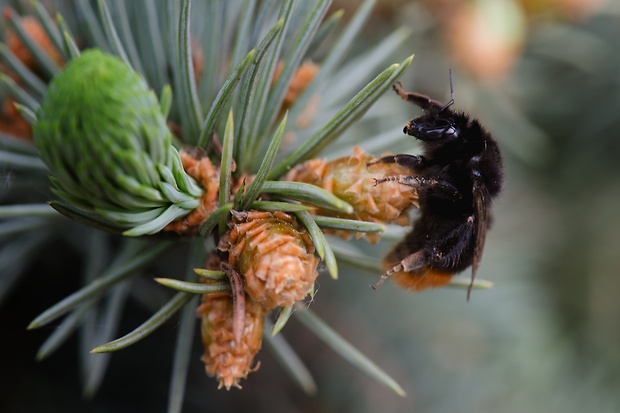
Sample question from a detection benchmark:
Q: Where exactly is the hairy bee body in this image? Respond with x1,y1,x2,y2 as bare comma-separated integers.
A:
374,80,503,295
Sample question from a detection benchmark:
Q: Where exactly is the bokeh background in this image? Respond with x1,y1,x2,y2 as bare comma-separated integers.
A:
2,0,620,412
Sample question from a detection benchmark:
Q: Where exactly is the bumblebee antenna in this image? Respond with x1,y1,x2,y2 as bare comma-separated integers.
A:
439,69,455,113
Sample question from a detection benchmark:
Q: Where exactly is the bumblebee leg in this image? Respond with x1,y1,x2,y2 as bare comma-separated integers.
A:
372,250,426,289
374,175,461,198
392,82,444,111
367,154,424,170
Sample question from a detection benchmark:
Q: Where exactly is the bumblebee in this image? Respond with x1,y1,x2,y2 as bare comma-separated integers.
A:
373,73,503,297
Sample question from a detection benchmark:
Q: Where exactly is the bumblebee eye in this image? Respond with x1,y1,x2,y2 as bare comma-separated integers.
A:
439,125,458,138
433,119,459,138
448,127,458,137
408,117,458,141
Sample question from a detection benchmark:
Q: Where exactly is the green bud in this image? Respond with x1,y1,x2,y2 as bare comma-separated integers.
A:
34,49,204,236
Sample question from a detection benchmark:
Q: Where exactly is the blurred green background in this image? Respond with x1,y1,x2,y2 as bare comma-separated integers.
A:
2,0,620,412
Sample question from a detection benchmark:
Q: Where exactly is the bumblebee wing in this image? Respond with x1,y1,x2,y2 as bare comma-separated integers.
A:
470,176,489,296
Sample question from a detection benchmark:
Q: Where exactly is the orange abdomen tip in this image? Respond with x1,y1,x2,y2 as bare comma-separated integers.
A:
391,268,454,292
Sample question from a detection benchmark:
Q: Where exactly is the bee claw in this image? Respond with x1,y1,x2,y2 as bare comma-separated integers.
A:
373,177,388,186
392,81,405,96
371,279,384,290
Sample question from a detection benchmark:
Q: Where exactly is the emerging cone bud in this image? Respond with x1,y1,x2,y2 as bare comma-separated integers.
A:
218,210,319,309
163,150,220,235
0,98,30,138
33,49,204,235
273,60,319,117
2,14,64,139
285,146,419,242
4,14,64,71
198,292,265,390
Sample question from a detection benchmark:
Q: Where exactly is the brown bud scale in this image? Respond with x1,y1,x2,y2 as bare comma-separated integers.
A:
164,150,220,235
198,292,265,390
285,146,419,243
219,210,319,309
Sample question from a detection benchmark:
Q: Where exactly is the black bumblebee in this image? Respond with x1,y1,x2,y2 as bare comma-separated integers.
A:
372,73,503,297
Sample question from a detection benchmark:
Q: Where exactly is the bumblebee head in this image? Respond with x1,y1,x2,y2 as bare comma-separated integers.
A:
404,109,459,142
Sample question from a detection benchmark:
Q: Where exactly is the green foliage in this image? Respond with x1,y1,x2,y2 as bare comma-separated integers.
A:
0,0,433,410
33,50,203,235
